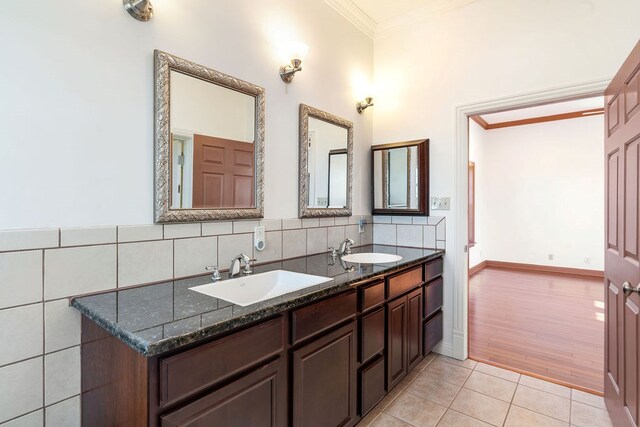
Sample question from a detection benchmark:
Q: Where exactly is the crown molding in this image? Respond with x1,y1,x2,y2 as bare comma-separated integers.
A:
324,0,377,39
376,0,478,39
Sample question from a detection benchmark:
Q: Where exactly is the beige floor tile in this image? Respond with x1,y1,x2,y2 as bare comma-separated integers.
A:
512,385,570,423
376,386,403,412
518,375,571,398
425,359,473,386
570,401,613,427
571,389,606,410
407,372,462,406
415,352,437,372
358,408,382,426
437,354,478,369
463,371,517,402
385,391,447,427
436,409,491,427
450,388,510,426
474,362,521,382
370,413,413,426
505,405,568,427
396,369,421,391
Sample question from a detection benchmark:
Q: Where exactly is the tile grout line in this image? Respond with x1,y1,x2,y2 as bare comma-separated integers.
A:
42,247,46,426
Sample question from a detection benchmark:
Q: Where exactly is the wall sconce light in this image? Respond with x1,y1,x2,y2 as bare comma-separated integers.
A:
357,97,374,113
123,0,153,21
279,42,309,83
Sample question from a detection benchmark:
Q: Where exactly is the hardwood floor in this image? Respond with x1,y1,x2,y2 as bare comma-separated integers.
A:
469,267,604,393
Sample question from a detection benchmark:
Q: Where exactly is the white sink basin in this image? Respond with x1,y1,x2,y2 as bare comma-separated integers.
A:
189,270,333,307
341,253,403,264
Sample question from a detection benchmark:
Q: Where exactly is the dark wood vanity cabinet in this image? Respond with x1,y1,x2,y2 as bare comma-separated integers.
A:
80,255,444,427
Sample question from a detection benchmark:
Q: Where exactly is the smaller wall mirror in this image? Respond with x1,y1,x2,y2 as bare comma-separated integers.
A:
299,104,353,218
371,139,429,215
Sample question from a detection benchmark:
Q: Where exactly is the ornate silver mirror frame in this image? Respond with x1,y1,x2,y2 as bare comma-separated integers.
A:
299,104,353,218
154,50,265,223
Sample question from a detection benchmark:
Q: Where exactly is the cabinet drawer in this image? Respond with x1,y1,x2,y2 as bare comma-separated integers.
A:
425,257,443,282
360,307,385,364
292,291,357,345
161,357,286,427
424,277,443,319
159,316,284,408
359,279,385,312
359,355,386,416
387,266,423,300
423,311,443,355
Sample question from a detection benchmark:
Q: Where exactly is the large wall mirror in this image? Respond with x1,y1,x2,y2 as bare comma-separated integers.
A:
154,50,265,223
372,139,429,215
299,104,353,218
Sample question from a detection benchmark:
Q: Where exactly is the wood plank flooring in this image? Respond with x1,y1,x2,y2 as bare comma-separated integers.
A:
469,267,604,393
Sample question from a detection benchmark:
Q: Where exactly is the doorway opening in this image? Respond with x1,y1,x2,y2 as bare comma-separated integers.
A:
466,96,605,393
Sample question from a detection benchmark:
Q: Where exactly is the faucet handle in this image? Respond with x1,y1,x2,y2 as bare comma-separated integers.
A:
243,258,257,275
205,266,221,282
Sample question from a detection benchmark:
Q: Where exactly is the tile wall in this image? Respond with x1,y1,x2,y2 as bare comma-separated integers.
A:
0,216,375,426
373,215,446,249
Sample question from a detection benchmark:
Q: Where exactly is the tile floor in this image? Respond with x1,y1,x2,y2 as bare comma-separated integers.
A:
357,354,613,427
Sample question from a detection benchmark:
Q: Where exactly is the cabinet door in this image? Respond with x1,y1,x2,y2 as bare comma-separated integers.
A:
407,288,423,371
160,357,286,427
387,296,407,389
292,322,357,427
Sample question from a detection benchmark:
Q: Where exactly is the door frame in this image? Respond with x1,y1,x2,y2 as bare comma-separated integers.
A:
450,78,611,360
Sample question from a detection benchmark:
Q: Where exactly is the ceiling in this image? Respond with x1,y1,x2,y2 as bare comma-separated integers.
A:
350,0,432,24
479,97,604,125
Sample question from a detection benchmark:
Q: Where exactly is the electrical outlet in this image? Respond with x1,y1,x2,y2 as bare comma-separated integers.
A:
548,254,554,261
431,197,450,210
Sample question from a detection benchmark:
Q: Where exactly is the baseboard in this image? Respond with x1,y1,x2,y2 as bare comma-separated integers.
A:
432,341,453,358
469,260,603,278
468,261,487,277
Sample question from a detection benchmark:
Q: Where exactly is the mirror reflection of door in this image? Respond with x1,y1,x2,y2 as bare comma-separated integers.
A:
306,117,348,209
328,150,347,208
169,70,256,210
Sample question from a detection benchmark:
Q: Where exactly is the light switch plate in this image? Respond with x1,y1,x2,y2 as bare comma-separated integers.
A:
431,197,450,210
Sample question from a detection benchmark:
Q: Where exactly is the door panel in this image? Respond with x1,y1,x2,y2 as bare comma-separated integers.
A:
605,40,640,427
407,288,423,371
387,296,407,389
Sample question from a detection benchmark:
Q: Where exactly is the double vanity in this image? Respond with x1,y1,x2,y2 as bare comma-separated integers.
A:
72,245,444,426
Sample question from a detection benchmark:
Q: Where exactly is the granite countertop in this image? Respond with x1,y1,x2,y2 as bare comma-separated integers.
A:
71,244,444,357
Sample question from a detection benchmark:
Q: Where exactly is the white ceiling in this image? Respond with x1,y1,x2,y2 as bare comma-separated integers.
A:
350,0,433,24
479,96,604,124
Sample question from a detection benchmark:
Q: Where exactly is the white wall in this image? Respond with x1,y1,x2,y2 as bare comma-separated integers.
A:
373,0,640,354
0,0,373,229
469,116,605,270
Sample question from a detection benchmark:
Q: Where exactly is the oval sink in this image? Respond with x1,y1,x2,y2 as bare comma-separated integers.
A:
189,270,333,307
341,253,403,264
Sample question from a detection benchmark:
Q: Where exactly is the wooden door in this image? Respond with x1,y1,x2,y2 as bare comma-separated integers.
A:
292,322,357,427
407,288,424,371
605,40,640,427
387,296,407,389
192,134,254,208
160,357,286,427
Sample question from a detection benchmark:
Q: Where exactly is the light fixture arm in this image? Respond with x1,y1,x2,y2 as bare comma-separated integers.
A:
280,58,303,83
123,0,153,21
357,97,374,113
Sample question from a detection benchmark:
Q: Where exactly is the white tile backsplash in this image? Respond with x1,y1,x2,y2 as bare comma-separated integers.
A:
334,217,349,226
397,224,423,248
233,220,260,234
302,218,320,228
392,216,412,224
424,225,437,248
0,250,42,309
260,219,282,231
0,357,43,423
0,304,43,366
44,245,116,300
45,347,80,405
117,225,163,242
218,233,253,267
328,226,346,247
118,240,173,287
60,226,116,247
2,410,43,427
373,224,397,245
202,221,233,236
174,237,217,278
45,396,80,427
306,227,328,255
163,223,201,239
44,299,80,353
319,218,335,227
282,218,302,230
283,229,306,259
0,229,58,252
254,231,282,263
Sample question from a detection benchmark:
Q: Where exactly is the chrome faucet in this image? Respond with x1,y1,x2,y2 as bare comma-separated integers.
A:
338,238,354,256
229,253,256,278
